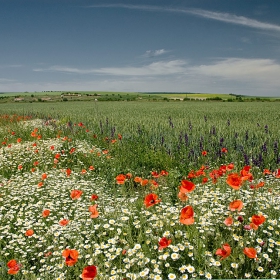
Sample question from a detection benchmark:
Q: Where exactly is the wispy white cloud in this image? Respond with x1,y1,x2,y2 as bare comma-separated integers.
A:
33,60,187,76
144,49,170,57
0,64,23,69
88,4,280,32
93,60,186,76
34,58,280,83
33,66,93,74
31,58,280,96
0,78,16,83
188,9,280,32
191,58,280,86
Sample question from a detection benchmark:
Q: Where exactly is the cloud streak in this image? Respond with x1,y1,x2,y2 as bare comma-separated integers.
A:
191,58,280,86
0,78,16,83
0,64,23,69
144,49,170,57
33,60,187,76
88,4,280,32
32,58,280,95
33,58,280,85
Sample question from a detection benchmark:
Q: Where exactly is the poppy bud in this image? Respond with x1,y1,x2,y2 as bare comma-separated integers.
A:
244,225,251,230
238,216,244,223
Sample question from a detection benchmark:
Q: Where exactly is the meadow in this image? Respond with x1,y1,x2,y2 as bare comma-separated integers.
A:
0,101,279,279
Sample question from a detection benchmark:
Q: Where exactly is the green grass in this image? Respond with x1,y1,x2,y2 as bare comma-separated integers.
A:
1,101,280,174
0,101,279,279
160,93,233,99
0,91,141,97
1,91,279,101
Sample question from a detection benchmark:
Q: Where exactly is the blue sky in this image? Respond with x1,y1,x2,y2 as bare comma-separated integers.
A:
1,0,280,96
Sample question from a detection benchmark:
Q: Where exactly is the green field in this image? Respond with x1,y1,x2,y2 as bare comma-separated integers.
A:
0,101,279,173
1,91,279,103
0,100,279,279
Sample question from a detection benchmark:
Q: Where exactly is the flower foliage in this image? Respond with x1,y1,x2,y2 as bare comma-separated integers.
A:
0,115,279,279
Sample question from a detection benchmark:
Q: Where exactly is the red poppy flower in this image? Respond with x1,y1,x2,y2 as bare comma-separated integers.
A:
38,181,44,187
201,150,207,156
151,171,160,178
263,168,271,175
202,177,208,184
178,191,188,201
144,193,161,208
257,181,265,188
224,216,233,226
115,174,126,184
90,194,98,201
160,170,169,176
54,153,60,159
250,181,265,189
42,209,50,218
229,200,243,211
150,180,159,189
195,169,205,177
240,166,253,181
62,249,79,266
80,169,87,175
31,128,38,137
158,237,172,250
89,204,99,218
179,205,194,225
140,179,149,186
70,190,83,200
221,147,228,153
250,214,266,229
187,170,196,179
134,177,142,183
273,169,280,178
243,247,257,259
7,259,22,275
25,229,34,236
226,173,242,190
227,163,234,171
41,173,47,180
66,168,72,177
249,224,258,230
82,265,98,280
215,243,231,259
59,219,70,226
217,165,225,174
44,251,52,257
179,180,196,193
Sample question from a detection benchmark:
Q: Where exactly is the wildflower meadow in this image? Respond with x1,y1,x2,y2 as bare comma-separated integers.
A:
0,101,279,279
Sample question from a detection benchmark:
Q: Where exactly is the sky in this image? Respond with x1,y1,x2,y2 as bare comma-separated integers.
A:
1,0,280,96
